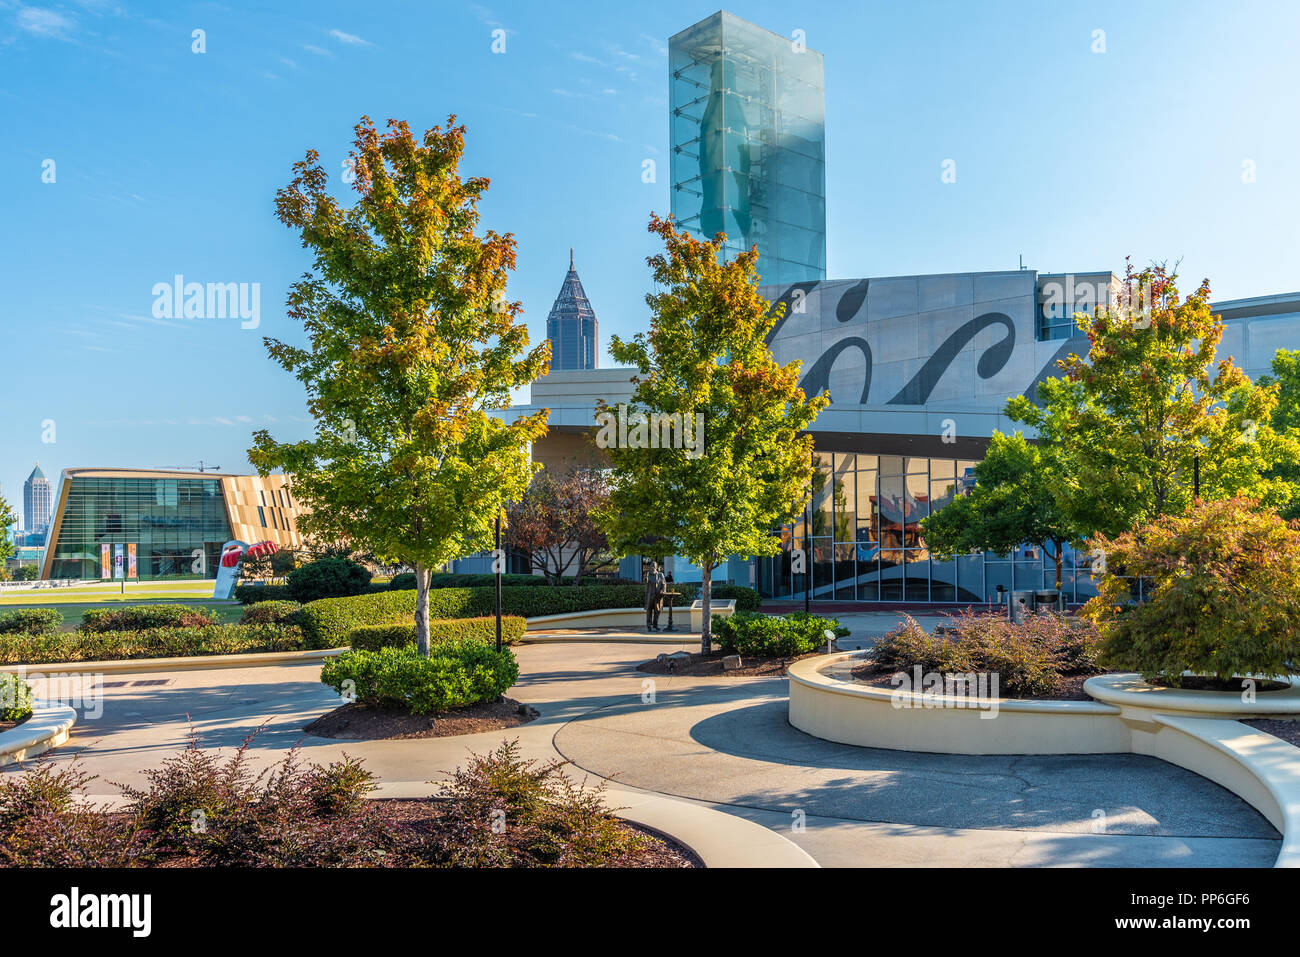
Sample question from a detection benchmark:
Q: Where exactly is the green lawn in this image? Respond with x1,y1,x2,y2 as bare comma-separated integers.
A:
0,599,244,630
0,580,216,605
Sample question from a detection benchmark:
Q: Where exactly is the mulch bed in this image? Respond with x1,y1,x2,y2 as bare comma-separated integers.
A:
371,799,702,868
849,661,1102,701
98,799,703,868
0,716,30,733
304,697,539,740
1242,719,1300,748
636,650,823,677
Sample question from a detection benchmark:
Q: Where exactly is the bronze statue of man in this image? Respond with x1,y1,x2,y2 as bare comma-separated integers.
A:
645,561,666,631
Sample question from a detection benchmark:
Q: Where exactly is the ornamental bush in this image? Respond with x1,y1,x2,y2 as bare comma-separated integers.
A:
285,557,372,604
0,673,33,722
348,617,526,651
240,600,303,626
872,611,1102,698
1086,498,1300,683
79,604,218,633
713,611,847,658
298,583,647,649
0,609,63,636
234,584,293,604
0,624,306,665
320,642,519,715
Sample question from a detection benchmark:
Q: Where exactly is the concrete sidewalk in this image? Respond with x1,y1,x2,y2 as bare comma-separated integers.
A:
5,639,1279,867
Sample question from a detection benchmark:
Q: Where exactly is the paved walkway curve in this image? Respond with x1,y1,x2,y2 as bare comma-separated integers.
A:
4,639,1280,867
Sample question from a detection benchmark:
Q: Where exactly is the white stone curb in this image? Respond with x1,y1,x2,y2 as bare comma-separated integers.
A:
0,705,77,766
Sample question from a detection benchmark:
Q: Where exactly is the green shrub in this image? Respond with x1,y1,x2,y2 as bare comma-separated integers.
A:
713,611,846,657
0,608,62,636
0,624,306,665
0,673,33,722
240,600,303,626
708,584,762,611
348,617,526,651
80,604,218,633
389,572,417,591
286,557,372,604
298,583,647,649
320,642,519,715
1087,498,1300,683
234,583,293,604
873,611,1101,698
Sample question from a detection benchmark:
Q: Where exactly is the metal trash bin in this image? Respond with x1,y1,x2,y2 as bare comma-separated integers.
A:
1034,589,1063,612
1008,590,1035,623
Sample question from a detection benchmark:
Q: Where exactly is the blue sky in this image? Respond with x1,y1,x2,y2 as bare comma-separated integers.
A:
2,0,1298,516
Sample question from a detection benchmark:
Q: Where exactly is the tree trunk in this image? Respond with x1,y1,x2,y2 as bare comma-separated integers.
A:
1052,543,1063,591
415,563,431,657
700,562,713,655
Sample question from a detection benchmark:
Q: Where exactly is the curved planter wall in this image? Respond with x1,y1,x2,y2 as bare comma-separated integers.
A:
788,653,1300,867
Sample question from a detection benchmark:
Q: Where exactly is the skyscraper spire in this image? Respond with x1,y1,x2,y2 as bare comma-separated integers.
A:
546,250,598,370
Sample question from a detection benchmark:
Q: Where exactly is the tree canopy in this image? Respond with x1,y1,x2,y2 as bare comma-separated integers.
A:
598,214,828,651
250,116,549,654
1006,263,1298,538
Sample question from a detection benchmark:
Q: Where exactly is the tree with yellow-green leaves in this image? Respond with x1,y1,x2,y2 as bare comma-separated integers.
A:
598,214,828,653
1006,263,1300,539
250,116,549,656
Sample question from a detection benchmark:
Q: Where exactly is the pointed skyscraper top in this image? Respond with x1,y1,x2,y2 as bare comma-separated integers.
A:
26,462,46,483
545,250,598,371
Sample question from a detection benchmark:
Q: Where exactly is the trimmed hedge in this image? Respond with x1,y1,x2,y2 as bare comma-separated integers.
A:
320,642,519,715
713,611,847,658
391,573,621,590
286,558,372,603
298,584,647,649
348,617,527,652
0,608,62,636
234,584,293,604
0,625,307,665
240,600,303,626
0,673,33,722
80,604,218,633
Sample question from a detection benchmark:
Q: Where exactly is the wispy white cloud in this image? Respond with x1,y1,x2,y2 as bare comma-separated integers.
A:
303,43,331,57
329,28,371,46
16,7,75,38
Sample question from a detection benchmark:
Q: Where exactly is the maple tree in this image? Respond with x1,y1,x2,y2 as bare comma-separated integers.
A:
250,116,549,655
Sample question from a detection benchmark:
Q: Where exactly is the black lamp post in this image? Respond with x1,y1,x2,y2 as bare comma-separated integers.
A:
805,446,813,615
494,509,503,653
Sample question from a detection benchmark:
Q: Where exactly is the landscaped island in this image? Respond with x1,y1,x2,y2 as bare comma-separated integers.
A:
0,740,699,868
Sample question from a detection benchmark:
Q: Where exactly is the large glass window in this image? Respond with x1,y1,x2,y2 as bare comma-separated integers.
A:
48,477,231,581
756,450,1099,604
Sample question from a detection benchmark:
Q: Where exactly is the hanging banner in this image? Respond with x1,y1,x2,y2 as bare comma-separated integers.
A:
127,543,138,579
113,544,125,580
100,544,111,579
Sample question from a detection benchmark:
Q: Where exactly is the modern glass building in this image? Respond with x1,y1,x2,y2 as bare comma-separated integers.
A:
40,468,306,580
669,11,826,285
545,250,599,370
758,452,1100,605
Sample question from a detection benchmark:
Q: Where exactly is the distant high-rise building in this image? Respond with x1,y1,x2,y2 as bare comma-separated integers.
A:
24,463,52,536
669,11,827,285
545,250,599,370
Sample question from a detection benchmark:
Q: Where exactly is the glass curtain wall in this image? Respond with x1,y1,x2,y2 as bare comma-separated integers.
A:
759,452,1102,603
47,477,231,580
669,11,826,285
